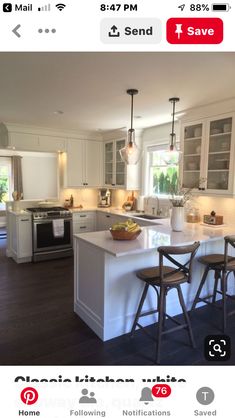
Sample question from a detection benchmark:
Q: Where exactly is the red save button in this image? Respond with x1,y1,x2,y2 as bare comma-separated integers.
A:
167,18,223,44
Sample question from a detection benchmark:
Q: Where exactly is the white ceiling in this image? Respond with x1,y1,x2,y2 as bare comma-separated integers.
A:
0,52,234,132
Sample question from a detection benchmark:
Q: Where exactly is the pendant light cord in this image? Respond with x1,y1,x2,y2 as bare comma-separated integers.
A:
171,99,175,139
130,93,134,131
169,97,179,150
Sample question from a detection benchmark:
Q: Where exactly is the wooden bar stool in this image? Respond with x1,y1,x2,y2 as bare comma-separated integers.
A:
191,235,235,331
130,242,200,364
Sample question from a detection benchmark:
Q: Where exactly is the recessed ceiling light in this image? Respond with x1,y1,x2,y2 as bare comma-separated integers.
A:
53,110,64,115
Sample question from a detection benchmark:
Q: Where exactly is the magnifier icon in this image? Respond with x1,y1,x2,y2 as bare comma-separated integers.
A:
213,343,222,353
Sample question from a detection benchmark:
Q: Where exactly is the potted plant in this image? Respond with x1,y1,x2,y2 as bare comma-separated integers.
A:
0,183,7,205
169,178,206,231
170,190,192,232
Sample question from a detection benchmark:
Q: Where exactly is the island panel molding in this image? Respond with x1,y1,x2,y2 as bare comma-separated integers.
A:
74,221,235,341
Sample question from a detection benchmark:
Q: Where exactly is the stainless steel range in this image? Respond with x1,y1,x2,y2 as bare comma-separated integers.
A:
27,206,73,262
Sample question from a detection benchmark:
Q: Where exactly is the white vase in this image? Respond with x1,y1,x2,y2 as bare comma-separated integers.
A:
171,206,185,232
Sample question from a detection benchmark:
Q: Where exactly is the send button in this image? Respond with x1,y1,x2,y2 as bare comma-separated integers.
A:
101,18,161,44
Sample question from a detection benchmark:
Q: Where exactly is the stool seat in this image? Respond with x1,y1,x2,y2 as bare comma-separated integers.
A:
137,266,187,285
198,254,235,267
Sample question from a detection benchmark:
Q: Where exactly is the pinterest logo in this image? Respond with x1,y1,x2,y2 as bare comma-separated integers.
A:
20,387,39,405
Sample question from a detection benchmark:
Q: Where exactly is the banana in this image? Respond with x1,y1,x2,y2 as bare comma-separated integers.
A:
111,218,141,232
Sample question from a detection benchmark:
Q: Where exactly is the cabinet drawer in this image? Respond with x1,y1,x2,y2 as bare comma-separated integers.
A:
72,212,95,222
73,222,94,234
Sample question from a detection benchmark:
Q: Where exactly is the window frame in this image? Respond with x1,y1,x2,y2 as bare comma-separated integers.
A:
143,139,179,197
0,156,12,210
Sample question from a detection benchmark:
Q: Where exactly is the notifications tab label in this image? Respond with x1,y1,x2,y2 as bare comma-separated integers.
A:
167,18,223,44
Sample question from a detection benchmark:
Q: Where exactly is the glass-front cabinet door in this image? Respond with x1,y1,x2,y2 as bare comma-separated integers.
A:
104,141,114,186
115,139,125,187
206,116,233,193
104,139,126,187
182,122,204,189
181,113,234,195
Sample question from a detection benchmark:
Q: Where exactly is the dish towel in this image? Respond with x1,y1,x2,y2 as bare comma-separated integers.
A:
52,219,64,238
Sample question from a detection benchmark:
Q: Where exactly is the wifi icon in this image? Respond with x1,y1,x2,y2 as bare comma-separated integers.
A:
56,3,66,11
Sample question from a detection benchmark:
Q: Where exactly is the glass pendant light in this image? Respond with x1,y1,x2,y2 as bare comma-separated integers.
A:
163,97,182,165
119,89,141,165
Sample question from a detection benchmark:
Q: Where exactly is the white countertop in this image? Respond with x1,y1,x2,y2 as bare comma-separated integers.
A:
70,206,135,215
7,209,32,217
74,219,235,257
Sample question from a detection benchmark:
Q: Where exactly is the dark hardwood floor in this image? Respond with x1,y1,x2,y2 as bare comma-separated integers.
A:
0,238,235,365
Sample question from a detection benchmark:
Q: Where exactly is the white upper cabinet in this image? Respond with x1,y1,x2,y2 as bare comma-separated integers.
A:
64,139,84,187
181,112,235,195
104,138,140,190
63,138,102,188
38,135,67,152
9,132,39,151
104,139,126,187
0,123,67,152
84,140,103,187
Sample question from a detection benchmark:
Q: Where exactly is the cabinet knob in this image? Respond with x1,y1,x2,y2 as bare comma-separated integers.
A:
106,215,111,218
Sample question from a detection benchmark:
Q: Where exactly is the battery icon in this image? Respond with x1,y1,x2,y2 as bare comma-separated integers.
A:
212,3,231,11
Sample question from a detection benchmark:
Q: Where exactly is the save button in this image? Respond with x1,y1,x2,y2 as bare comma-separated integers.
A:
167,18,223,44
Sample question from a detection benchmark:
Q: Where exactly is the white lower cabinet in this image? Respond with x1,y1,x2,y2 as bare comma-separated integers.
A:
96,212,114,231
72,212,96,245
7,212,32,263
96,212,129,231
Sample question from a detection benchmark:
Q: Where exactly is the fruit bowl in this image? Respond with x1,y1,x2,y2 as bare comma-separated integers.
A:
110,228,141,240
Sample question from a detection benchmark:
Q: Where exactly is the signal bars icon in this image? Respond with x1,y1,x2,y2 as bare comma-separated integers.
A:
38,3,66,12
38,4,51,11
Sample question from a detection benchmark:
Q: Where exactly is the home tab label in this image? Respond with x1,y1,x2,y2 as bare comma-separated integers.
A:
167,18,223,44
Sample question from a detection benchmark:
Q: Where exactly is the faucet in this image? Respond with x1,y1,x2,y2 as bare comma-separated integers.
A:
155,196,162,216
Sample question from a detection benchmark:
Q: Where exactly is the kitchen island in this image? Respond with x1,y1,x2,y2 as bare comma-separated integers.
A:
74,220,235,341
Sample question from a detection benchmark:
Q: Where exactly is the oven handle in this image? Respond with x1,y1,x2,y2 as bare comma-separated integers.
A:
33,217,72,224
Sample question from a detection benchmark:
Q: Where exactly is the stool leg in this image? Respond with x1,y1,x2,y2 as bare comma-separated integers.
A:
155,286,166,364
177,285,196,348
191,265,210,311
212,270,220,305
130,283,149,336
221,272,227,332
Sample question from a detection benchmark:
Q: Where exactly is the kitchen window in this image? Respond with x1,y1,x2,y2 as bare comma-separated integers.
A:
146,144,179,196
0,157,12,210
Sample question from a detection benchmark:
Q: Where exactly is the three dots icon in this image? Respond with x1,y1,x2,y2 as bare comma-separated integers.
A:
38,28,56,34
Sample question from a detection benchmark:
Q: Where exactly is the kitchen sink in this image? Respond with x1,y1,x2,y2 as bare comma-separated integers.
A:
132,214,164,220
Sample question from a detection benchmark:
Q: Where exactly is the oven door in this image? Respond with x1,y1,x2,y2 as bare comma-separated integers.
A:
33,217,72,253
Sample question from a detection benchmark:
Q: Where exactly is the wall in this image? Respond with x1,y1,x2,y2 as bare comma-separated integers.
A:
60,188,98,208
0,150,59,225
189,195,235,225
59,188,138,209
142,121,179,144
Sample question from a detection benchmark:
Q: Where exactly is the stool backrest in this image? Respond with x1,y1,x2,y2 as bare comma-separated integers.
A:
224,235,235,270
158,241,200,283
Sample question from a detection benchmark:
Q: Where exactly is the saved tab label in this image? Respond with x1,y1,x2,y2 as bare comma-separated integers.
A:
167,18,223,44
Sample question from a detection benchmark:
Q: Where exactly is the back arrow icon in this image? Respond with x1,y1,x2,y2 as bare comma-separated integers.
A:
12,24,21,38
